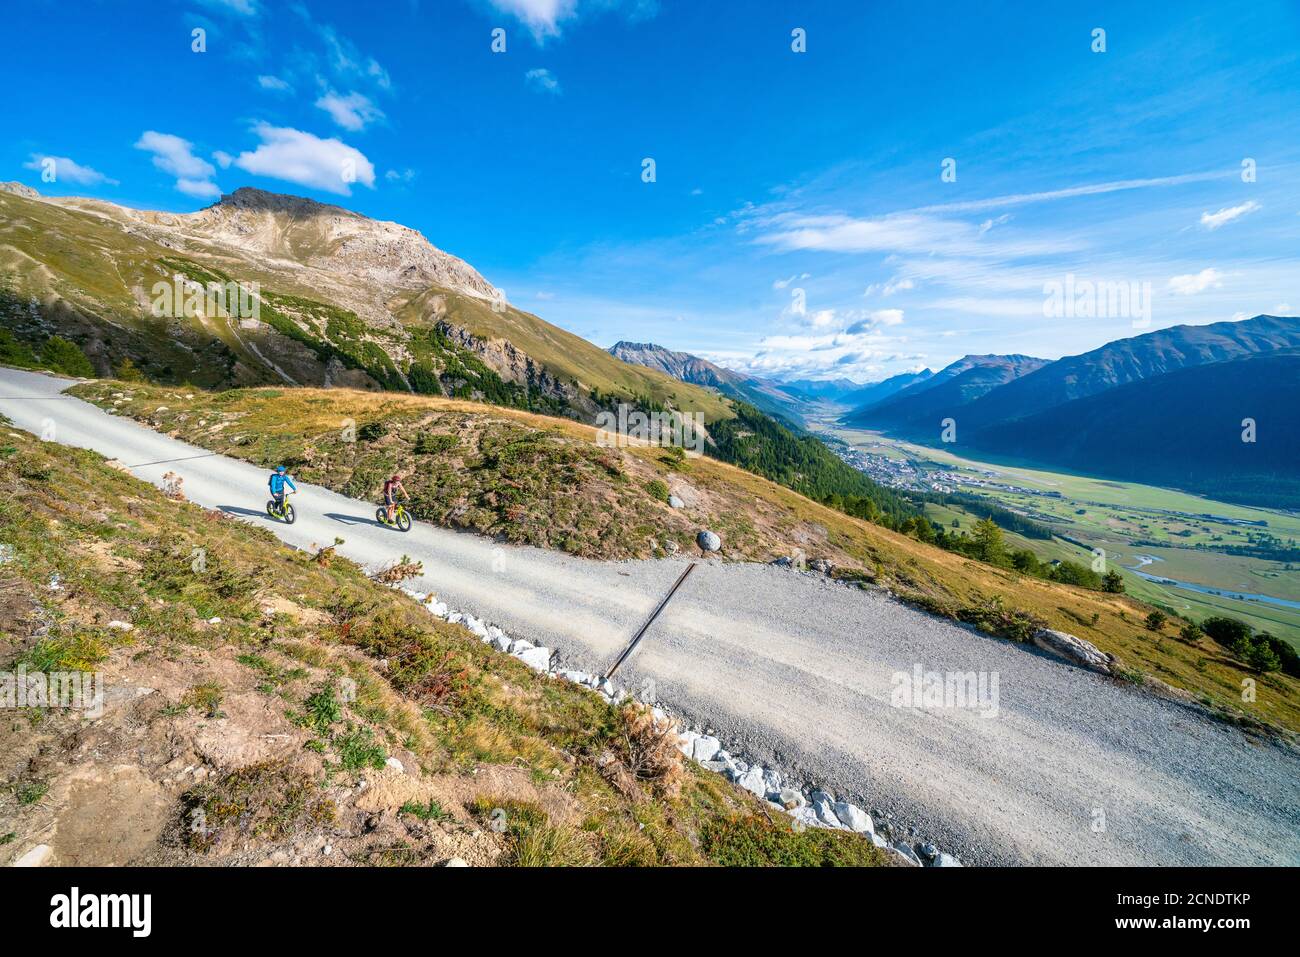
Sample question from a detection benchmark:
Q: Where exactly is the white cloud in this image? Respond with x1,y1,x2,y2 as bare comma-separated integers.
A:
213,150,233,169
198,0,258,15
1167,267,1223,296
257,74,292,92
176,178,222,199
490,0,578,41
910,171,1231,215
317,23,391,90
134,132,218,197
772,273,809,290
755,211,1075,259
315,90,385,131
524,67,562,94
232,123,375,195
1200,200,1261,230
978,213,1012,234
22,153,117,187
865,276,914,297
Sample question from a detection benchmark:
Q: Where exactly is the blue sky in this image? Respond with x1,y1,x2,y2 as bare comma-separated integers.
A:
6,0,1300,383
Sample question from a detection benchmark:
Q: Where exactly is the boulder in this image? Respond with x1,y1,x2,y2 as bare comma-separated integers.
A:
667,495,684,509
1031,628,1112,674
833,802,874,834
933,852,963,867
892,842,923,866
737,767,767,798
776,788,806,810
696,530,722,553
514,646,551,671
691,735,722,763
677,730,700,757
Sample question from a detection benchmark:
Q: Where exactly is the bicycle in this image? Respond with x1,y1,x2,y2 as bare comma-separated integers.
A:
376,502,412,532
266,490,297,524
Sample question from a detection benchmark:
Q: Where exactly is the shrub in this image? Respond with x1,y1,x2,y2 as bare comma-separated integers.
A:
413,431,458,455
646,479,670,504
40,336,95,377
1144,611,1167,632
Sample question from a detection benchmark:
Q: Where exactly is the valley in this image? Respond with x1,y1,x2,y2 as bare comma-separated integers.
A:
821,420,1300,649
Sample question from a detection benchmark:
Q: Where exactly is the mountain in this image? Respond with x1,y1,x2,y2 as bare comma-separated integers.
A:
608,340,813,425
837,369,934,410
779,376,867,404
955,315,1300,434
0,185,732,421
842,355,1050,435
970,352,1300,507
0,184,914,523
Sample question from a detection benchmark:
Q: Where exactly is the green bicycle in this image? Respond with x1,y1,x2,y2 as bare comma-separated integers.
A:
266,490,297,524
376,502,412,532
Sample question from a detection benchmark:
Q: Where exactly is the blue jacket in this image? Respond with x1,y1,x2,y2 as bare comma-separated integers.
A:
268,472,297,494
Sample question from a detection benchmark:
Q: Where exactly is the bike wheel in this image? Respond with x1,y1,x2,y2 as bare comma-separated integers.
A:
266,500,276,518
283,503,296,525
396,509,412,532
375,507,388,526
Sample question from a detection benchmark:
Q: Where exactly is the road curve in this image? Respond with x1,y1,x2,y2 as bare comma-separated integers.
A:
2,367,1297,866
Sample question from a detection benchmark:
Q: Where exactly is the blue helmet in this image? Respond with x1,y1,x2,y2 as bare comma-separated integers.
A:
276,465,287,474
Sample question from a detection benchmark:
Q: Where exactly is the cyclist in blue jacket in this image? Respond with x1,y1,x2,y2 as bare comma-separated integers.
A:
268,465,297,510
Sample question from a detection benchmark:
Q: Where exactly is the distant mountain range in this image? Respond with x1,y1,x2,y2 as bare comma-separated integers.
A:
838,314,1300,507
607,340,813,425
842,355,1049,434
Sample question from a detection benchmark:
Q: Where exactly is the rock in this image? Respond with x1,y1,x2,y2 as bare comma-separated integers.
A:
762,768,783,792
1031,628,1112,674
809,557,834,574
106,620,134,632
892,842,923,866
514,646,551,671
385,757,405,773
491,634,512,653
676,730,699,757
12,844,52,867
598,679,615,697
776,788,806,810
463,616,489,639
701,759,732,774
813,800,843,829
508,638,534,654
487,625,507,642
916,842,939,862
667,495,684,509
691,735,722,763
772,556,793,567
933,852,963,867
444,857,469,867
833,802,874,834
560,670,593,686
736,767,767,798
662,539,680,556
696,530,722,553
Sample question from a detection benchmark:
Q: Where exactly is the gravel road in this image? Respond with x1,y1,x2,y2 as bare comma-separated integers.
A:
3,366,1297,866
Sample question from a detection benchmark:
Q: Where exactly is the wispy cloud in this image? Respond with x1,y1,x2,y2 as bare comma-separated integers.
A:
257,74,292,92
910,171,1233,215
1167,267,1224,295
1200,200,1261,230
315,90,385,131
524,67,562,95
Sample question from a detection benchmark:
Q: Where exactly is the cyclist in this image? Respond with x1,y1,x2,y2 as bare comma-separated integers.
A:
382,473,408,524
268,465,297,512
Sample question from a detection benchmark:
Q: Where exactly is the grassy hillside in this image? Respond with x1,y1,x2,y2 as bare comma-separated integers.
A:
72,381,1300,736
0,418,885,867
